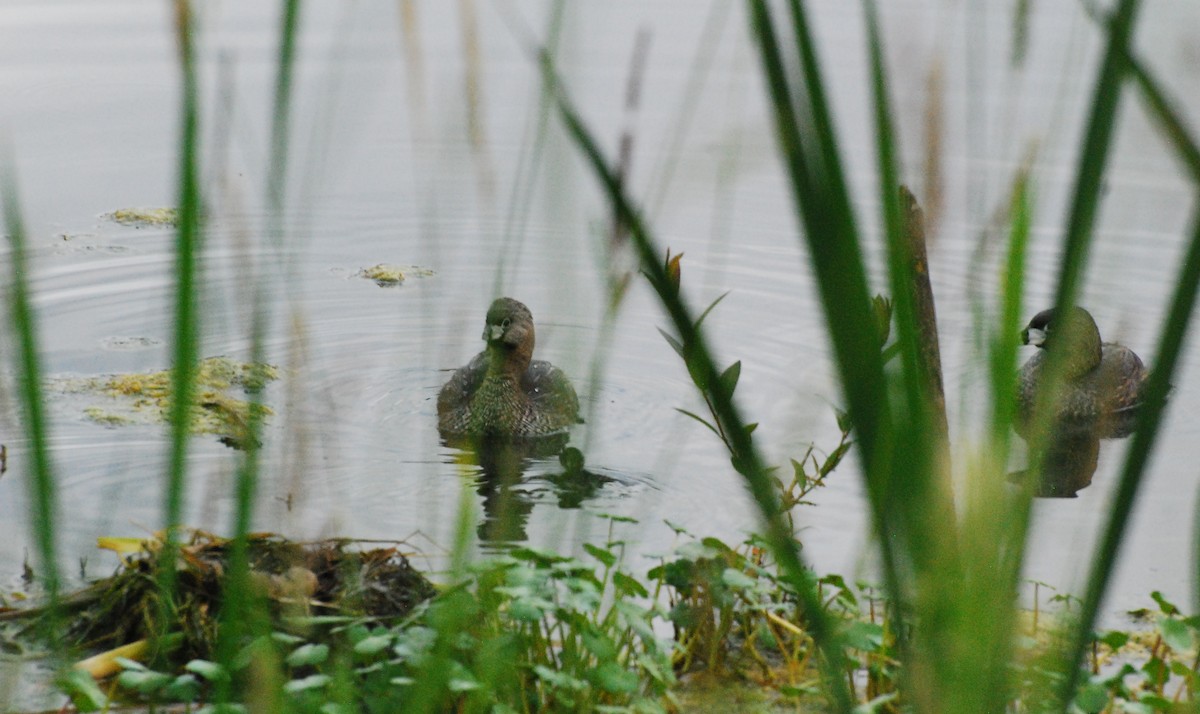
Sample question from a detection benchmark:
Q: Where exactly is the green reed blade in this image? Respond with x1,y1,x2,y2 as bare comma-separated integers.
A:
749,1,905,683
1124,51,1200,186
545,51,855,712
160,0,203,627
2,174,62,642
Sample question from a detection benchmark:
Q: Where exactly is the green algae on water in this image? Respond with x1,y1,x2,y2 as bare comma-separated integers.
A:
357,263,435,287
105,207,179,228
70,357,278,448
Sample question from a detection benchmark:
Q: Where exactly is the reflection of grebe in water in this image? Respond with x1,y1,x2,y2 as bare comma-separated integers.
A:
438,297,580,441
1014,307,1149,497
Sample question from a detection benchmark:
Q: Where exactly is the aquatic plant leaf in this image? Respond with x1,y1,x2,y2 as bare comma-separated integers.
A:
1160,616,1193,652
56,669,108,712
582,629,618,661
1073,681,1109,713
283,674,331,693
842,621,884,651
164,673,201,701
719,361,741,397
721,568,757,590
1096,630,1129,650
185,659,229,682
353,634,393,657
583,543,617,568
533,664,589,692
674,408,720,438
118,668,173,694
613,571,649,598
656,328,685,359
285,642,329,667
592,661,639,694
694,291,731,329
1150,590,1180,615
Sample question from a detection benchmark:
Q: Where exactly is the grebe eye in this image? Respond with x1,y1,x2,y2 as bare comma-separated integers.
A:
501,318,511,329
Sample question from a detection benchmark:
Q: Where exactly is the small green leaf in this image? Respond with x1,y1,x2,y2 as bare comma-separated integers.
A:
718,361,741,396
118,669,173,695
1151,591,1180,615
114,657,148,672
534,665,588,691
56,669,108,712
582,630,618,661
283,674,331,693
583,543,617,568
1073,681,1108,713
674,408,721,438
842,621,884,651
1096,630,1128,650
656,328,684,358
353,635,394,657
164,673,201,702
721,568,757,590
614,571,649,598
694,291,731,328
186,659,230,682
1161,616,1193,652
286,643,330,668
592,661,638,694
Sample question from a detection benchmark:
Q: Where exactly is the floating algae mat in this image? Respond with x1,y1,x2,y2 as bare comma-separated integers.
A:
57,356,278,449
357,263,435,287
104,207,179,227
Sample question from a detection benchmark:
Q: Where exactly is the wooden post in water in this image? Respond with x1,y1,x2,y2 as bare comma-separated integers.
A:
900,185,949,448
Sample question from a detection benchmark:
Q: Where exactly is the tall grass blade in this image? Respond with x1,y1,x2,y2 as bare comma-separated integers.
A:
748,1,903,680
2,174,62,643
543,51,855,712
159,0,204,630
1124,52,1200,185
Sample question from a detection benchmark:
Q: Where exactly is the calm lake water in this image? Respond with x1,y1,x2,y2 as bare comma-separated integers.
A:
1,0,1199,637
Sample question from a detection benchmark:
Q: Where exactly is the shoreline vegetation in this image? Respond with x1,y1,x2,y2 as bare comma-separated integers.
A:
4,0,1200,712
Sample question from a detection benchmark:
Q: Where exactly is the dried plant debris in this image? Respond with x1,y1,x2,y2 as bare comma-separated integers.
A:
54,357,278,449
17,531,436,667
105,208,179,228
357,263,435,287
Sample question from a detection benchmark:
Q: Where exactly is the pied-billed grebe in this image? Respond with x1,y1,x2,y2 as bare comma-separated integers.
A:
437,297,580,439
1016,306,1148,440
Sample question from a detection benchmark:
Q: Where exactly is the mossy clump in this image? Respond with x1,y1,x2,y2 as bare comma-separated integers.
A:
79,357,278,448
105,207,179,228
357,263,435,287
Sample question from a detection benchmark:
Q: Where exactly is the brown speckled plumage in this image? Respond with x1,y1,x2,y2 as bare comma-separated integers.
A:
1016,306,1148,440
437,298,580,439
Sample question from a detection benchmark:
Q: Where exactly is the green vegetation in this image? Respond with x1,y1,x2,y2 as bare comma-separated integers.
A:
357,264,436,287
2,0,1199,712
106,208,180,228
